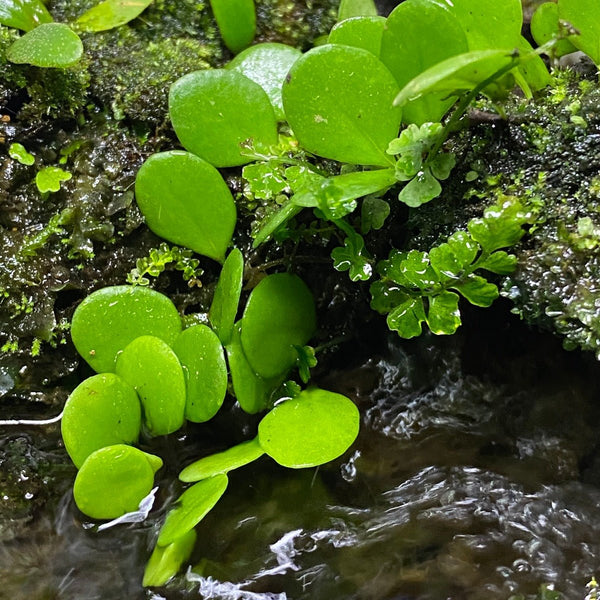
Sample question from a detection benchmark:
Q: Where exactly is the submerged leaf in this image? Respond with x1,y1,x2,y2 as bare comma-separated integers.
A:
143,529,197,587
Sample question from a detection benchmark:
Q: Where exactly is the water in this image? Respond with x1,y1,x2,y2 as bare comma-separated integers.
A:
2,309,600,599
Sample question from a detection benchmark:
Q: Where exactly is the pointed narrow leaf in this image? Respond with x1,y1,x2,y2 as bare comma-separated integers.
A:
116,336,186,436
258,388,359,468
157,475,229,546
426,291,461,335
75,0,154,32
7,23,83,68
387,296,426,339
282,44,401,167
173,325,227,423
143,529,197,587
210,0,255,54
209,248,244,345
0,0,52,31
227,43,302,120
169,70,278,168
328,16,386,57
135,151,236,262
179,438,264,482
453,275,498,307
380,0,468,124
71,285,182,373
62,373,141,468
241,273,316,379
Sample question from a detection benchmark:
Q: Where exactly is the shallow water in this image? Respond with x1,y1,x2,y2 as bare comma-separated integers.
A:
2,309,600,600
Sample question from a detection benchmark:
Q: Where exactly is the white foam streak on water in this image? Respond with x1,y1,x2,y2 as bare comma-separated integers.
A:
186,572,287,600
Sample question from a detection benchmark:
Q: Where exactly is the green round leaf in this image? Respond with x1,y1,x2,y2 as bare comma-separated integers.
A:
172,325,227,423
210,0,255,54
116,335,186,437
157,474,228,546
558,0,600,65
179,438,264,482
71,285,182,373
226,43,301,121
328,16,386,57
258,388,360,468
426,291,461,335
226,323,283,414
75,0,154,32
240,273,316,379
0,0,53,32
282,44,401,167
169,70,278,168
74,445,162,520
531,3,578,57
61,373,141,468
7,23,83,68
135,151,236,263
143,529,197,587
35,166,71,193
337,0,377,20
380,0,468,124
208,248,244,345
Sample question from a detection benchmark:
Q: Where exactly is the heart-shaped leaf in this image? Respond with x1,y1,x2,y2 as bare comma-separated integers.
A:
240,273,316,379
143,529,197,587
71,285,182,373
328,16,386,57
0,0,52,31
226,43,302,121
172,325,227,423
258,388,360,468
116,335,186,437
135,151,236,263
210,0,255,54
179,438,264,482
208,248,244,345
157,474,228,546
62,373,141,468
380,0,468,124
169,70,278,168
7,23,83,68
75,0,154,32
226,323,283,414
74,445,162,520
282,44,401,167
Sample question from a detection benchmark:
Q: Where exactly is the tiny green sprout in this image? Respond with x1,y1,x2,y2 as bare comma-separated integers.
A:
70,285,182,373
61,373,141,468
258,388,360,468
209,0,255,54
240,273,316,379
0,0,52,32
75,0,154,33
116,335,186,437
143,529,197,587
7,23,83,68
35,166,72,193
8,143,35,166
157,474,229,546
74,445,162,520
135,151,237,262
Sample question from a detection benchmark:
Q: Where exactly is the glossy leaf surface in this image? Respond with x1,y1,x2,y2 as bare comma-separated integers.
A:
426,291,461,335
179,438,264,482
282,44,401,167
328,16,386,57
74,445,162,520
143,529,197,587
157,474,228,546
210,0,255,53
169,70,278,168
380,0,468,124
173,325,227,423
62,373,141,468
241,273,316,379
7,23,83,68
71,285,181,373
135,151,236,263
116,336,186,437
258,388,360,468
337,0,377,20
531,3,577,57
227,43,302,120
209,248,244,345
0,0,52,31
75,0,154,32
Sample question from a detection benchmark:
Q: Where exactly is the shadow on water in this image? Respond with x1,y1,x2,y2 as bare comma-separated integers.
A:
2,303,600,600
